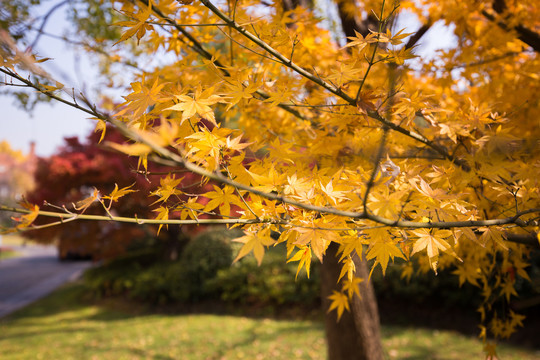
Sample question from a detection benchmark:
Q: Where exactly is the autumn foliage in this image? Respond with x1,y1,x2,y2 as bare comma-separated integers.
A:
1,0,539,357
23,128,212,259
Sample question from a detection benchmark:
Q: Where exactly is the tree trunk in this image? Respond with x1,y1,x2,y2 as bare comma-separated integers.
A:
162,225,189,261
335,0,378,39
321,242,384,360
281,0,313,13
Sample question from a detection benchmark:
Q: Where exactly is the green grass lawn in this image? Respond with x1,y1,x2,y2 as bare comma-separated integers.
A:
0,249,20,260
0,283,538,360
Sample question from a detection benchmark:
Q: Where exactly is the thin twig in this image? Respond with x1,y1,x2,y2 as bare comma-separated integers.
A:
27,0,69,51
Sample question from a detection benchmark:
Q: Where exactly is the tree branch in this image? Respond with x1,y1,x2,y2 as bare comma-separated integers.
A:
27,0,69,51
199,0,469,170
504,233,540,248
482,7,540,53
0,205,272,228
404,21,432,50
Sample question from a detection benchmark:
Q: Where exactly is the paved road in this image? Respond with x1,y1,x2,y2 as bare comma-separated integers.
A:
0,244,92,318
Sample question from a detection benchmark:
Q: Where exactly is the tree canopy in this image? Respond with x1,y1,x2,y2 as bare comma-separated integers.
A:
1,0,539,357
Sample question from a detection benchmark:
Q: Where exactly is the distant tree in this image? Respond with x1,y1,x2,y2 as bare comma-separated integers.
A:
23,127,212,260
0,140,36,225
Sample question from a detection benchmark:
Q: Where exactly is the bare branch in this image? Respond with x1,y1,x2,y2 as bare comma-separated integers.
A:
505,233,540,247
27,0,69,51
404,21,432,50
0,204,272,228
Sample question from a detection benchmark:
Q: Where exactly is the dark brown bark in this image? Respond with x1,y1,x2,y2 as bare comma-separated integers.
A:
321,242,384,360
492,0,507,14
335,0,378,39
162,226,189,261
280,0,314,28
482,0,540,53
503,233,540,249
281,0,313,12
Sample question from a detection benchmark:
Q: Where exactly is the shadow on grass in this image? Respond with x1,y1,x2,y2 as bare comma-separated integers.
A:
378,297,540,350
81,344,176,360
0,326,98,341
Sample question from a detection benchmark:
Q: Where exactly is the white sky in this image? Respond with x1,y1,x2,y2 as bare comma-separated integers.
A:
1,3,104,156
0,4,456,157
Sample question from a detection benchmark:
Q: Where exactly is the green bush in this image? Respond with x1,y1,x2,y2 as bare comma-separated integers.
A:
128,261,188,304
83,228,244,303
82,227,322,306
206,245,320,306
84,228,498,310
178,228,242,300
84,247,163,299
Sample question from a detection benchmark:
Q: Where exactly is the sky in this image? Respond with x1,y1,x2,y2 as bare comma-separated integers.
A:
0,3,456,157
1,3,105,157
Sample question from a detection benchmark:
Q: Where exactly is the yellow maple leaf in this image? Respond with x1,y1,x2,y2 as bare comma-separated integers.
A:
410,229,458,274
203,185,242,216
338,256,356,283
366,239,405,276
479,227,508,250
400,262,414,282
342,276,363,299
73,188,100,213
247,164,286,193
320,180,349,205
107,141,152,157
94,120,107,143
452,262,481,287
287,246,312,279
150,175,184,204
387,28,413,45
293,226,339,262
11,202,39,231
263,87,293,107
499,279,518,302
509,310,525,329
388,47,417,65
224,80,258,110
103,183,137,203
117,77,168,119
410,176,452,201
327,291,350,321
233,228,276,265
342,30,368,51
114,1,154,45
185,129,226,170
153,206,169,235
166,86,224,126
483,341,498,360
178,197,205,220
